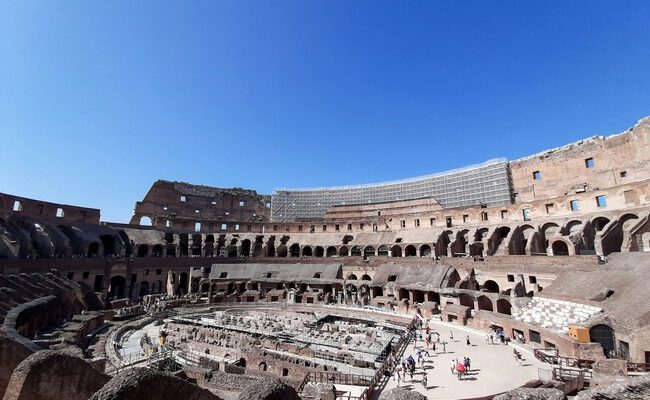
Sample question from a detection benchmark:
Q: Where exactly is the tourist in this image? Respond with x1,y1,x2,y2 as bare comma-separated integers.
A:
449,359,456,374
449,330,454,340
485,333,490,344
394,370,401,387
422,374,428,389
456,361,466,380
466,334,471,346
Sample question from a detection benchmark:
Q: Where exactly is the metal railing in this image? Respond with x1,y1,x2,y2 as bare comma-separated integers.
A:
534,348,650,374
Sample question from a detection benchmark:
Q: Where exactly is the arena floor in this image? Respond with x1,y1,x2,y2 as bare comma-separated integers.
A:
377,318,549,399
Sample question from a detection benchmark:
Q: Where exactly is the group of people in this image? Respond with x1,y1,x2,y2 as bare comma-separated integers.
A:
449,357,472,380
484,327,509,345
394,353,430,388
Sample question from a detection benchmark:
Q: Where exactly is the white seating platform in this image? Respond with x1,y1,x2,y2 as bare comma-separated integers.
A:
512,297,602,334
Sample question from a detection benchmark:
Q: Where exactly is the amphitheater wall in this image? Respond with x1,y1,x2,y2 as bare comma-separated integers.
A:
129,180,271,227
510,119,650,204
0,193,100,225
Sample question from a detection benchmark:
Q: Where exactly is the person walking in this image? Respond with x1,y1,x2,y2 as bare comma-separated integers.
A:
466,334,471,346
450,359,456,374
422,374,428,389
449,330,454,340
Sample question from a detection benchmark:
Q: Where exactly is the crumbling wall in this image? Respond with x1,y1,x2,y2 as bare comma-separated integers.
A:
89,368,221,400
3,349,110,400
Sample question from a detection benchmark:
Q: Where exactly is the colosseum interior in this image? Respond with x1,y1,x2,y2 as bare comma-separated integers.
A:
1,117,649,399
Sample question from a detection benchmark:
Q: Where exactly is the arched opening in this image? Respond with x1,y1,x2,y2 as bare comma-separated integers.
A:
338,246,349,256
237,358,247,368
258,362,267,371
228,245,240,257
390,245,402,257
565,220,584,236
109,275,126,299
552,241,569,256
137,244,149,257
589,324,615,356
87,242,100,257
139,281,149,297
152,280,163,294
470,242,484,257
314,246,324,257
412,290,424,303
203,235,214,257
426,291,440,303
302,246,313,257
452,230,470,256
351,246,362,257
363,246,375,258
419,244,432,257
179,273,189,295
265,237,276,257
483,280,500,293
592,217,610,232
404,245,416,257
118,231,132,257
282,368,289,376
377,246,389,256
513,225,536,255
326,246,337,257
252,236,264,257
139,216,152,226
347,273,358,280
496,299,512,315
166,244,176,257
436,231,454,257
491,226,511,255
240,239,251,257
477,295,493,311
151,244,163,257
100,235,116,256
361,274,371,281
542,222,560,250
458,293,474,308
289,243,300,257
179,234,189,257
398,288,409,301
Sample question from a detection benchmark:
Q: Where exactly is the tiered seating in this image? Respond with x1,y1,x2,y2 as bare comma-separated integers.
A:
513,297,602,334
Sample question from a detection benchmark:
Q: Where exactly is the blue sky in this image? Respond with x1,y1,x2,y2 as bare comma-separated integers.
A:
1,1,649,222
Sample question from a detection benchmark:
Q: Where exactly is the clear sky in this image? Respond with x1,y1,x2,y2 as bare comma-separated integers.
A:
1,1,649,223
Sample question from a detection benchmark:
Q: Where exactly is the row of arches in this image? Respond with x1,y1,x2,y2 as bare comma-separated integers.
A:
127,211,644,259
107,211,650,260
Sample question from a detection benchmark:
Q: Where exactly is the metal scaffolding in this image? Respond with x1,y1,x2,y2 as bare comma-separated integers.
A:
271,159,512,222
